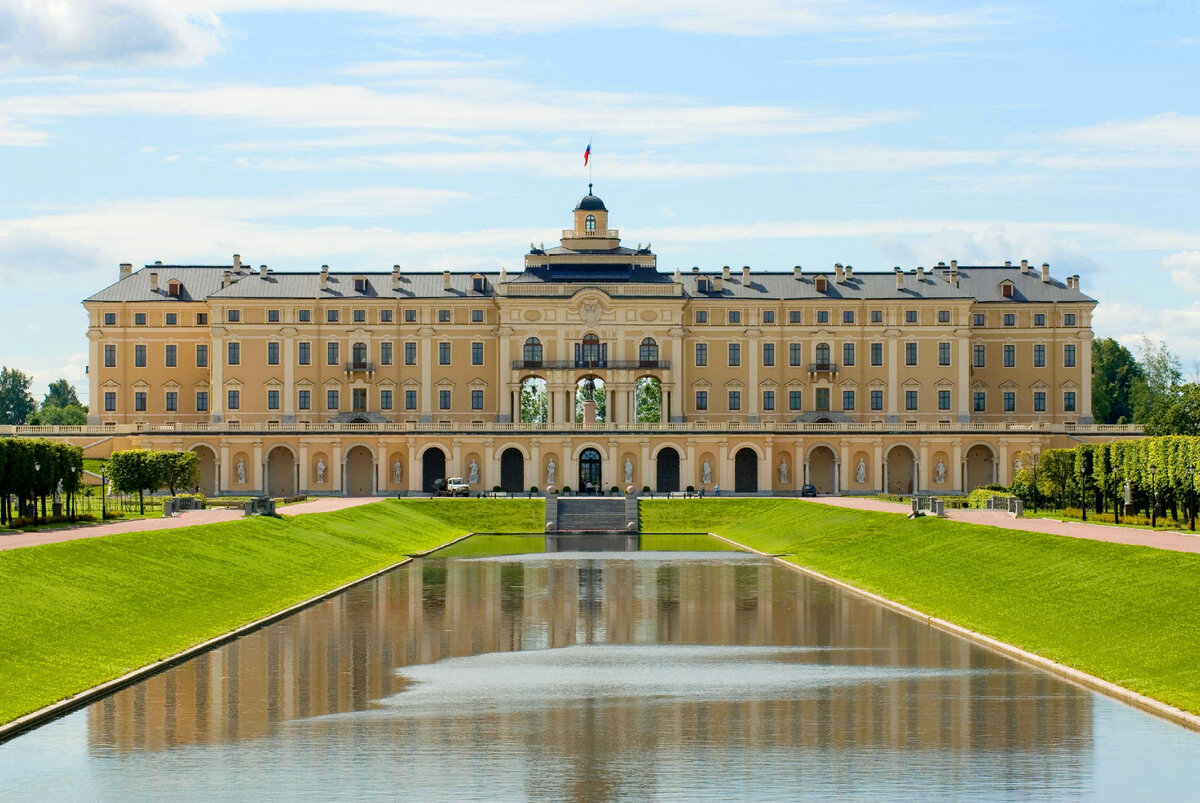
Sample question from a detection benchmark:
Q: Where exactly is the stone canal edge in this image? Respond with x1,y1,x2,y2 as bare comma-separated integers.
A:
0,530,476,744
710,532,1200,734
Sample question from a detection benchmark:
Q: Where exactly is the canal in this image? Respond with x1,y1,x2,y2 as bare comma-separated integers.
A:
2,536,1199,800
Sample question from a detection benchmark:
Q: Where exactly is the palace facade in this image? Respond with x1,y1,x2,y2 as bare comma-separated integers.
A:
76,188,1124,497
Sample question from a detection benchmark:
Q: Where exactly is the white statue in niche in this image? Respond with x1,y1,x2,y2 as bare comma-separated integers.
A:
624,458,634,484
935,459,947,484
468,459,479,485
393,459,403,484
546,458,556,485
236,459,246,485
856,458,867,484
779,459,789,484
702,459,713,485
316,459,326,484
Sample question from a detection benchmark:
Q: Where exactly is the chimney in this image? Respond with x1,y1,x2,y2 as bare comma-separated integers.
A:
793,265,802,280
222,270,232,288
259,264,267,277
1072,274,1080,290
714,276,724,292
233,254,242,271
845,265,853,278
149,271,159,291
1041,262,1050,283
320,264,329,290
950,259,957,270
443,270,451,289
722,265,731,281
392,264,401,290
916,266,925,281
894,266,903,290
692,266,700,274
741,265,750,284
1004,260,1012,267
1020,259,1029,274
949,262,959,287
119,263,133,279
835,263,844,282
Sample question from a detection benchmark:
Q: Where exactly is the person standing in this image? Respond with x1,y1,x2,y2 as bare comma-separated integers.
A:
714,483,721,497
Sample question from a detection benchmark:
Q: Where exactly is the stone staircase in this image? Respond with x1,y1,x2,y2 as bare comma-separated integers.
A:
549,497,635,532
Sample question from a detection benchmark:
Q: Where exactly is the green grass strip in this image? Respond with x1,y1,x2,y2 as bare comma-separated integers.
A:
0,499,482,725
641,498,1200,715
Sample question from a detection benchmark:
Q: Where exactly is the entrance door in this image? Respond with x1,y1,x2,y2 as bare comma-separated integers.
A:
655,448,680,493
578,448,602,493
422,448,446,493
500,448,524,493
734,448,759,493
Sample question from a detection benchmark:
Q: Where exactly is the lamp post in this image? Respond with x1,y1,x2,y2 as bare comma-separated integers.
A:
69,465,76,520
1150,464,1157,529
100,467,106,521
33,461,40,523
1189,459,1197,532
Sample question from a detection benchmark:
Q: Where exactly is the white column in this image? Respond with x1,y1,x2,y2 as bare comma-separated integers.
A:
999,441,1010,486
761,439,772,494
952,442,963,493
283,332,295,419
873,441,884,494
886,334,899,421
1080,332,1094,423
451,439,462,478
419,329,433,420
407,440,420,494
211,334,225,421
957,331,971,422
252,441,264,495
331,441,343,494
87,330,101,424
640,440,651,491
718,440,731,491
840,441,851,494
372,456,380,495
747,336,759,419
219,440,230,494
484,440,496,491
498,328,512,421
919,441,930,494
299,441,310,494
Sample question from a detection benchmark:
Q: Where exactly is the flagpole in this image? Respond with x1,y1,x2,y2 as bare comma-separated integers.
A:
588,137,592,188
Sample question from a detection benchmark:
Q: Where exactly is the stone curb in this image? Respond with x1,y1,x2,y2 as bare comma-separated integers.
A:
710,531,1200,734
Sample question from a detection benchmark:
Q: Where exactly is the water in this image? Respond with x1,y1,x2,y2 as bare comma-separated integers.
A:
2,543,1199,801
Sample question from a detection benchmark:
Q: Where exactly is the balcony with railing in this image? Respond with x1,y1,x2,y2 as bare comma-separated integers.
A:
344,361,375,373
808,362,839,373
561,228,619,239
511,359,671,372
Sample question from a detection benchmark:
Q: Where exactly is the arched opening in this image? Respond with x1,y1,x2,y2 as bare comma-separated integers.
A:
578,333,603,367
421,448,446,493
266,446,296,497
585,214,596,232
635,376,661,423
345,445,374,496
886,445,917,495
735,448,759,493
352,341,368,368
815,343,831,369
576,376,606,423
523,337,543,367
520,376,547,423
639,337,659,366
966,444,996,491
500,448,525,493
807,446,836,495
656,447,680,493
191,445,217,496
578,447,602,493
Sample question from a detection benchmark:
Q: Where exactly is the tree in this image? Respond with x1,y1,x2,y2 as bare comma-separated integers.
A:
0,367,36,426
1133,337,1182,425
107,449,161,514
155,450,200,495
635,377,662,423
1091,338,1143,424
27,403,88,426
520,379,547,424
1143,383,1200,436
43,379,81,409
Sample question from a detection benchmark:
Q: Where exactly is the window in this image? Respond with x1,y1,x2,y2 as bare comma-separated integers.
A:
471,309,483,323
789,310,802,324
762,390,775,410
471,389,484,410
695,310,708,324
1064,313,1077,327
871,342,883,366
905,310,917,324
938,389,951,410
268,309,279,323
1002,283,1014,299
1004,313,1015,327
381,342,393,365
196,344,207,367
354,278,367,293
789,343,803,366
296,389,310,410
973,344,985,368
728,310,741,324
134,344,146,367
1034,391,1046,412
697,278,710,294
381,309,393,323
326,342,339,366
695,343,708,367
728,390,741,411
905,390,918,411
842,390,855,410
815,388,830,411
165,344,177,367
405,390,417,410
763,311,775,324
1003,391,1015,412
905,342,917,366
226,342,239,366
298,342,311,365
405,342,417,365
165,392,177,412
817,310,829,324
381,389,393,410
938,310,950,324
472,342,484,366
1064,344,1076,367
870,310,883,324
104,344,116,368
104,313,116,326
267,342,280,365
227,310,239,323
267,389,280,410
401,309,415,323
640,338,659,364
939,342,951,366
523,337,542,364
815,342,831,367
1064,391,1076,412
196,313,208,326
585,214,596,231
352,341,368,367
439,342,451,365
135,312,146,326
842,310,854,324
1034,344,1046,367
135,392,146,412
789,390,802,410
1003,344,1015,368
815,276,827,293
227,390,240,410
728,343,741,367
762,343,775,367
871,390,883,411
298,309,311,323
473,276,485,293
104,392,116,412
353,309,365,323
327,390,339,410
438,309,451,323
353,388,368,413
973,314,985,327
696,390,708,411
165,313,177,326
327,309,339,323
974,392,986,412
842,343,855,367
1034,313,1046,327
439,389,451,410
196,391,208,412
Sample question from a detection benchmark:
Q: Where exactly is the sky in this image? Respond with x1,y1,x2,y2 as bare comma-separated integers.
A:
1,0,1200,405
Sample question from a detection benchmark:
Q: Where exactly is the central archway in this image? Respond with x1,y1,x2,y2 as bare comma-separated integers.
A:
886,445,916,495
500,447,525,493
965,444,996,490
734,448,758,493
345,445,373,496
655,447,680,493
578,447,602,493
807,446,836,495
191,444,217,496
422,447,446,493
266,446,296,497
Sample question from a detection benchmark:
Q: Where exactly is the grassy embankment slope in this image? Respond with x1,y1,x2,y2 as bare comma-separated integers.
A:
0,498,539,726
641,498,1200,716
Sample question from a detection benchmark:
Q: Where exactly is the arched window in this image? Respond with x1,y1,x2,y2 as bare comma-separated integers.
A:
639,337,659,365
580,333,601,366
815,342,830,368
353,341,368,367
585,214,596,232
523,337,542,365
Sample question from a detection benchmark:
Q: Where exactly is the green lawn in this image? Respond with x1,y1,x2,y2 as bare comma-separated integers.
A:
396,498,543,533
641,498,1200,715
0,499,474,726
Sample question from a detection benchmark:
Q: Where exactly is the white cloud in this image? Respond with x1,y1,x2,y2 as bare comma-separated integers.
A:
1092,301,1200,370
1042,112,1200,169
0,227,107,280
0,350,91,404
0,116,50,145
801,50,970,67
1165,251,1200,295
0,0,223,69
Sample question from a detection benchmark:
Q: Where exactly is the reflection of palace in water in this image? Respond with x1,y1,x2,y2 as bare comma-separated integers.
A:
90,557,1093,764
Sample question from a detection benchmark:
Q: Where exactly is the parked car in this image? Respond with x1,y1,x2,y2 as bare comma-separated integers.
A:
800,484,817,497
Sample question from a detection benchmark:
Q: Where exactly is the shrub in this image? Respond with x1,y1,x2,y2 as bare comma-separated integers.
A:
529,486,539,494
8,512,97,529
562,485,572,494
642,485,651,494
967,488,1014,509
493,485,502,492
686,485,695,493
611,485,620,494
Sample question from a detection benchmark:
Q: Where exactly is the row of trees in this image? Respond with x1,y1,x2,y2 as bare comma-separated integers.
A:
1092,337,1200,434
1012,436,1200,528
0,368,88,426
107,449,201,513
0,438,84,525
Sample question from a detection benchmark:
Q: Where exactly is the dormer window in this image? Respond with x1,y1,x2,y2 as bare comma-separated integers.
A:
1001,281,1014,298
815,276,828,293
354,277,367,293
585,214,596,232
167,280,181,297
472,275,486,293
697,278,710,293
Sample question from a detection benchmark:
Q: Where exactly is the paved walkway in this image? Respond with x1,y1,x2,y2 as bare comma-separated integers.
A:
0,496,384,552
805,495,1200,554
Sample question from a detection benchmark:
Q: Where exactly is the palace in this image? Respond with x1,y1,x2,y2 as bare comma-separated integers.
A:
76,188,1124,497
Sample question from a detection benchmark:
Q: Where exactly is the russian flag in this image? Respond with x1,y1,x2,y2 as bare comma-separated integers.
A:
584,143,591,166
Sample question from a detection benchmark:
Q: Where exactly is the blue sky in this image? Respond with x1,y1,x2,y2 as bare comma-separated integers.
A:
2,0,1200,404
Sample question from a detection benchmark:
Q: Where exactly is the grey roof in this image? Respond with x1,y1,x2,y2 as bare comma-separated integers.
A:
85,266,228,303
575,194,607,211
